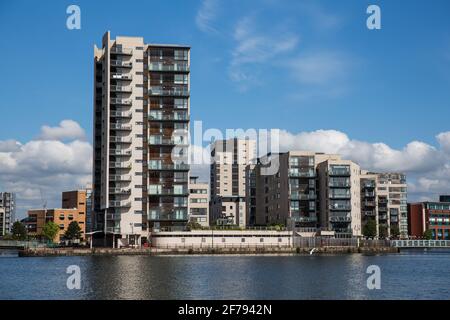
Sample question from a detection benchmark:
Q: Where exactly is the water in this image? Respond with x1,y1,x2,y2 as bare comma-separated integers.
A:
0,251,449,299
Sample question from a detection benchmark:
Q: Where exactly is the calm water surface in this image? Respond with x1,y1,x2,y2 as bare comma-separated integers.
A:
0,250,449,299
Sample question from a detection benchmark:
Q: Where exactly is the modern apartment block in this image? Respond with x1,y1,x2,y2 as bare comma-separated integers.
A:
188,176,209,227
26,190,88,242
210,138,256,227
93,31,190,245
317,159,362,236
408,197,450,240
251,152,318,228
359,172,408,238
0,192,16,236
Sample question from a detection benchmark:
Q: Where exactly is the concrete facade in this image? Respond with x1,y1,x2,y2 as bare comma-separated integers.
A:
188,176,209,227
0,192,16,236
210,139,256,227
93,31,191,245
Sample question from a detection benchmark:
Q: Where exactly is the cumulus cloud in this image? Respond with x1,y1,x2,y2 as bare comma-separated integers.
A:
0,120,91,219
38,119,86,141
196,0,220,33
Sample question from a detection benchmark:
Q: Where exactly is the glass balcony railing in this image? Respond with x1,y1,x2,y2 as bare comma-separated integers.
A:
110,98,132,105
110,136,132,143
110,47,133,55
110,149,132,156
111,73,132,81
148,113,189,121
109,175,132,182
110,85,132,93
109,200,132,208
111,60,132,68
110,123,132,131
149,87,190,97
149,63,190,72
148,163,190,171
110,111,132,118
329,203,351,211
109,188,131,194
289,169,315,178
148,188,188,196
329,167,351,176
329,215,352,223
109,161,131,169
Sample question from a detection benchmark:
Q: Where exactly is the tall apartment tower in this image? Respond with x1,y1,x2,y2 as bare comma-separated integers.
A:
210,138,256,227
0,192,16,236
93,32,190,245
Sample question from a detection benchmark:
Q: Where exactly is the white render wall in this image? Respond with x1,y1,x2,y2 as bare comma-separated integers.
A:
150,230,293,247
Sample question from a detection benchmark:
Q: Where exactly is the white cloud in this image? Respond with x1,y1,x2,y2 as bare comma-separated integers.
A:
229,15,299,90
38,119,86,141
196,0,220,33
0,120,91,219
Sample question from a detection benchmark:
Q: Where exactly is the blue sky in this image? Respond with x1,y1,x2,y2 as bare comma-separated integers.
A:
0,0,449,146
1,0,450,216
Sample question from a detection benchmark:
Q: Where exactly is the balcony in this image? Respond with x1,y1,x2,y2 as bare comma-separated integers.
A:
290,193,316,201
148,188,188,196
330,216,352,223
109,200,132,208
364,191,376,197
288,169,316,178
111,60,132,68
110,136,132,143
148,163,190,171
329,181,351,188
106,214,121,221
329,203,351,211
363,211,376,216
379,214,388,220
111,85,132,93
147,210,188,221
110,149,132,156
110,47,133,55
111,73,132,81
148,113,189,121
109,188,131,195
149,87,190,97
148,63,190,72
110,111,132,118
106,226,121,233
364,201,376,207
110,175,132,182
329,192,351,199
329,167,351,176
110,123,132,131
291,216,317,223
109,161,131,169
148,136,189,146
110,98,132,105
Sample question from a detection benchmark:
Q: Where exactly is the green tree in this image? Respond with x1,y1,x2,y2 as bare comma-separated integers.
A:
64,221,82,240
11,221,27,240
379,225,388,239
362,219,377,238
423,229,433,240
42,221,60,243
186,221,203,230
390,225,400,238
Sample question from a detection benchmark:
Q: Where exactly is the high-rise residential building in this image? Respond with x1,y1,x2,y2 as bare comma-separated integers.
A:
210,138,256,227
93,31,190,245
188,176,209,227
408,196,450,240
0,192,16,236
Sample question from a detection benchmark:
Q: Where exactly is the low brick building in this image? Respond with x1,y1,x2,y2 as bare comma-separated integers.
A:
408,196,450,240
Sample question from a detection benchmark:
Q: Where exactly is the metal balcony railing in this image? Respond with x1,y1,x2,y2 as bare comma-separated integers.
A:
148,63,190,72
109,161,131,169
110,136,132,143
110,123,132,131
110,111,132,118
109,200,132,208
110,175,132,182
110,149,132,156
110,85,132,93
111,60,132,68
148,163,190,171
109,188,131,194
110,98,132,105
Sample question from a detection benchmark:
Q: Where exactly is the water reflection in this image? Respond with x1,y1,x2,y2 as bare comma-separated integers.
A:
1,253,450,299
